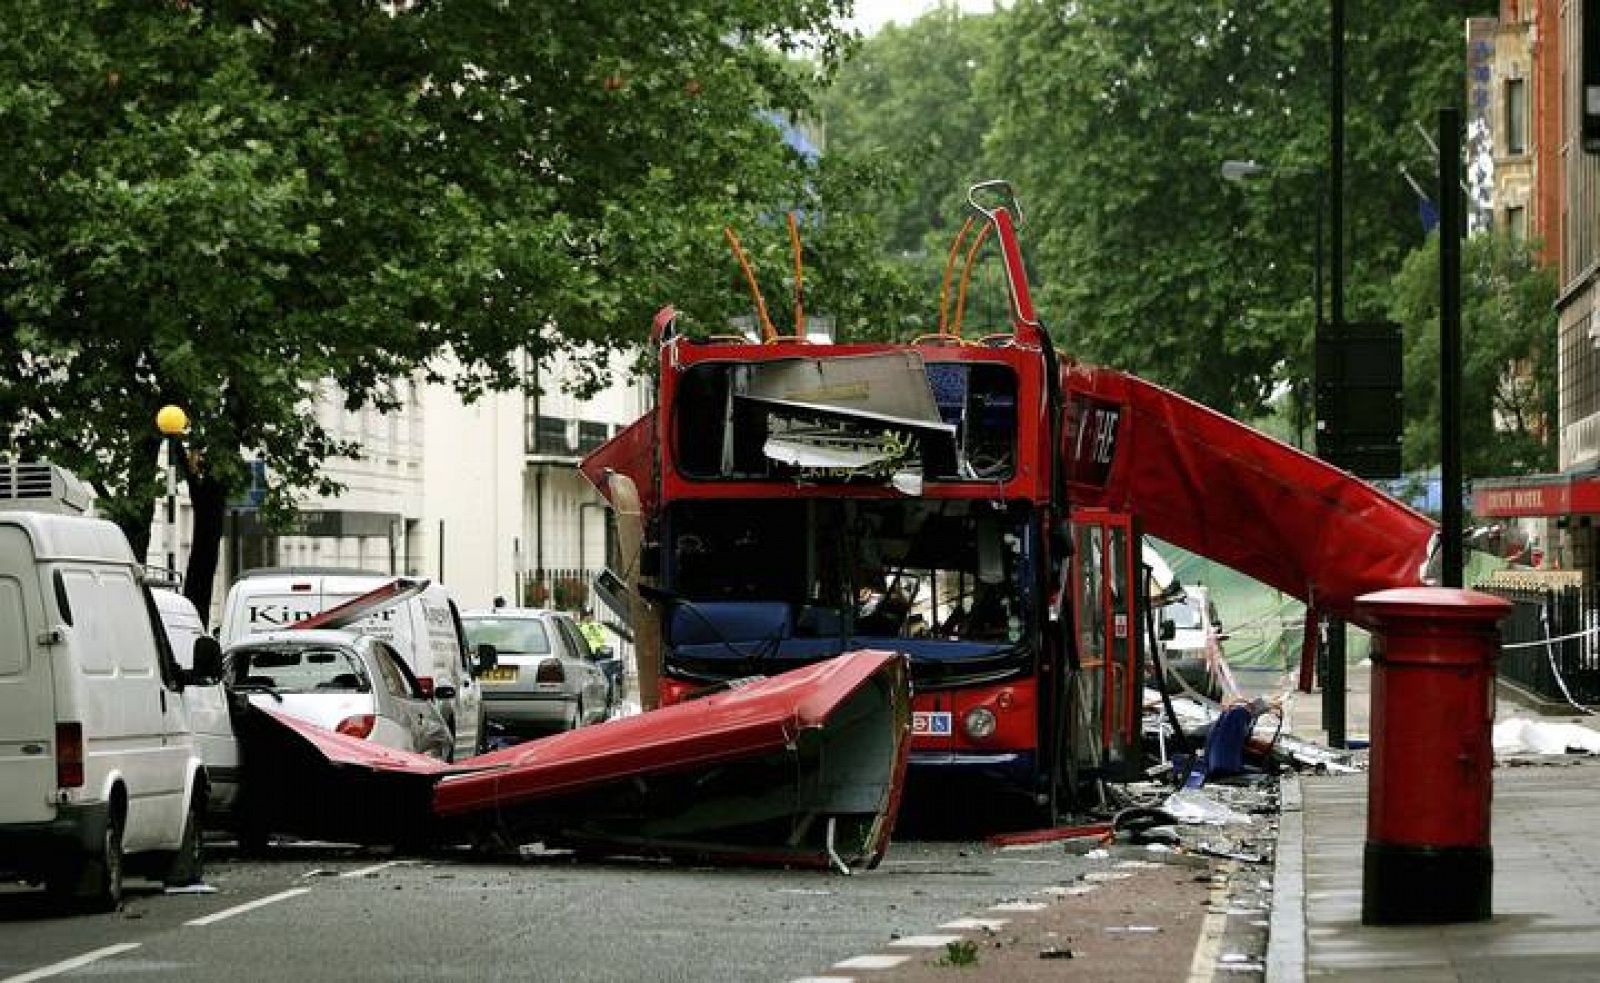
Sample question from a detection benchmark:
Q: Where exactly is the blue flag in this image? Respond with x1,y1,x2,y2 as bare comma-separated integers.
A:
1418,195,1439,235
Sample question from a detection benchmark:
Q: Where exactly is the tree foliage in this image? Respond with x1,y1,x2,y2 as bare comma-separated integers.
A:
980,0,1491,418
822,0,1493,422
0,0,903,615
819,4,997,256
1388,232,1557,477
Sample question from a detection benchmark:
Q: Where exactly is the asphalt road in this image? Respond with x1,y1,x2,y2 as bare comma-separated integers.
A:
0,835,1111,983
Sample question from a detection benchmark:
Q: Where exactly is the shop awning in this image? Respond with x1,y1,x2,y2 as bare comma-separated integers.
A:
1473,472,1600,517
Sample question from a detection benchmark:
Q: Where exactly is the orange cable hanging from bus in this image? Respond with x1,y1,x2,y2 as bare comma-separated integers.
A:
937,215,977,338
951,221,993,339
723,225,777,343
787,212,806,340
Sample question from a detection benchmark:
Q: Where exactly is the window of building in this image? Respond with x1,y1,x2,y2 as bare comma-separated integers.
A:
1505,77,1527,155
576,420,610,453
1560,313,1600,430
528,414,572,455
1506,204,1527,240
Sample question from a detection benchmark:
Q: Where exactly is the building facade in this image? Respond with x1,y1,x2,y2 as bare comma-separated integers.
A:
1474,0,1600,579
152,350,650,621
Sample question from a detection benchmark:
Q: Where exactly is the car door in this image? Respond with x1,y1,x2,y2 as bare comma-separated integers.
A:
554,616,607,722
370,641,449,758
445,600,481,757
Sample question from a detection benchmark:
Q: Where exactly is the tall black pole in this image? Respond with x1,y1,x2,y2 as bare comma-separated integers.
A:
1330,0,1344,332
1321,0,1348,750
1314,196,1325,328
1440,106,1464,589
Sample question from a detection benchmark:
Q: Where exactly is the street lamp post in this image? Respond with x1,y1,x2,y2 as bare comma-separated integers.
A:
155,405,189,579
1221,156,1345,746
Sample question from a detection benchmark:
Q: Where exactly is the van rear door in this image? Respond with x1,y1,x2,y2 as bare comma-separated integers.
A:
0,524,56,824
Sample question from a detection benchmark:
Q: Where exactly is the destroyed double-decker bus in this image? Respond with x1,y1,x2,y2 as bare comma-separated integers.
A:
183,182,1433,858
583,181,1439,820
583,185,1149,818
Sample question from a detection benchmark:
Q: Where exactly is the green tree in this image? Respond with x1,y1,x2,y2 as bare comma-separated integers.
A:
819,4,997,256
976,0,1489,419
0,1,891,618
1388,232,1557,477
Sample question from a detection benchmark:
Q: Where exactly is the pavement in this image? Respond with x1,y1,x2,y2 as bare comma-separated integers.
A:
1266,658,1600,982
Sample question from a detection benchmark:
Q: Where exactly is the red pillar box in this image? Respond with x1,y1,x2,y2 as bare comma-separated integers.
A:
1354,587,1511,925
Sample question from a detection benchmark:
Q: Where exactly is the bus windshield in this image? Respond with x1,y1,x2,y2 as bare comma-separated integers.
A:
665,498,1034,653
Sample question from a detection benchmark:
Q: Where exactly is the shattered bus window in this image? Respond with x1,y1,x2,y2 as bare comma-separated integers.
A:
672,356,1017,485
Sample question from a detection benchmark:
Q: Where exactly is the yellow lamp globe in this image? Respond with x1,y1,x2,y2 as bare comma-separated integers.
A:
155,405,189,436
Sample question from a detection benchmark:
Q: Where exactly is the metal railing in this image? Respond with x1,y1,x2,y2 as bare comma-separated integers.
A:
1484,583,1600,706
517,567,595,612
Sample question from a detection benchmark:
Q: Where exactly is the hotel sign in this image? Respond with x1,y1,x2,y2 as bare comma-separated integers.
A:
1475,484,1567,517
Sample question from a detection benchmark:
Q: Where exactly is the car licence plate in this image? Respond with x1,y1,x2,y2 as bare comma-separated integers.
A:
482,666,519,683
912,711,952,736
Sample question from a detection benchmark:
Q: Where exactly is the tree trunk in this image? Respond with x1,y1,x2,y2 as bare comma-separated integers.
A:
184,467,229,630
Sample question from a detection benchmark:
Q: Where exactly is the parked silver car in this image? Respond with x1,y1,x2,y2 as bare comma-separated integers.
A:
461,608,618,736
224,630,455,759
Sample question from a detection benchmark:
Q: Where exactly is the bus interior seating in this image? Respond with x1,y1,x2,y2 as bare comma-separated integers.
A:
667,601,793,660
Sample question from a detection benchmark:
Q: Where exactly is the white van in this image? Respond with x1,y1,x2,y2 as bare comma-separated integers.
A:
0,510,207,910
219,569,485,759
154,589,238,818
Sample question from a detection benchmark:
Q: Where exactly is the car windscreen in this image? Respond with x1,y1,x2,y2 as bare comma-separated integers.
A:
1162,598,1206,630
463,618,552,655
229,646,370,694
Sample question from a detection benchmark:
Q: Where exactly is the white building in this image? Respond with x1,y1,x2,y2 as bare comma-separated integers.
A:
421,348,652,610
152,349,651,621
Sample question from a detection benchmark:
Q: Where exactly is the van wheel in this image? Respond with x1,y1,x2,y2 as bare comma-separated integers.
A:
68,812,125,913
163,796,205,887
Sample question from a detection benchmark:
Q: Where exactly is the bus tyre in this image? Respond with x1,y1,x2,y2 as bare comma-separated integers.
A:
163,794,205,887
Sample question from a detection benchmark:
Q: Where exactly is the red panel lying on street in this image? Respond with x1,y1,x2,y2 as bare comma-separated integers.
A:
434,651,913,870
1062,364,1435,626
235,651,912,871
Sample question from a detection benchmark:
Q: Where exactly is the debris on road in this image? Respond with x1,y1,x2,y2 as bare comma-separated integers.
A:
229,651,912,872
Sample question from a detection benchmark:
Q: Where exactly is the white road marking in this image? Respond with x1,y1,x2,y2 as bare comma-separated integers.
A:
339,859,413,879
1185,867,1234,983
2,943,142,983
790,978,856,983
991,900,1047,912
939,917,1008,931
887,934,965,948
1043,884,1099,896
184,887,311,927
833,954,911,970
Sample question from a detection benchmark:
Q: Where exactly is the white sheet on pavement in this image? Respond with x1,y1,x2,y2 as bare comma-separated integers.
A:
1493,717,1600,755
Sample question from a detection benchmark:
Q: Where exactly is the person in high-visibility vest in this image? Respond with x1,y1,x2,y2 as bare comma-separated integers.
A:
578,608,622,702
578,608,608,652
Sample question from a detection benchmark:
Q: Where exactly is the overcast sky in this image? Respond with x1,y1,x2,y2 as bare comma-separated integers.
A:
843,0,997,35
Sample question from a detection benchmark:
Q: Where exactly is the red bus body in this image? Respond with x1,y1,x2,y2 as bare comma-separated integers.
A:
581,188,1435,816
